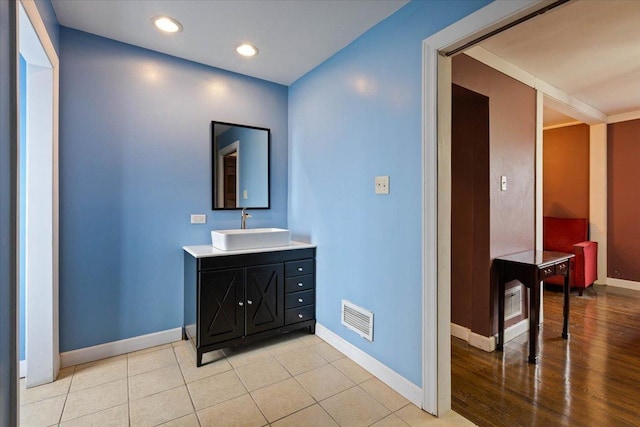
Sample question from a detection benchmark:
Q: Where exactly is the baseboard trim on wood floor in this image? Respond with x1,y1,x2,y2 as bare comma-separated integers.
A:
60,327,183,368
315,323,423,408
451,319,529,353
606,278,640,292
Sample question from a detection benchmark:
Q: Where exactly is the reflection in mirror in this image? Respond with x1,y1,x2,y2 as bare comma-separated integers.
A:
212,121,270,210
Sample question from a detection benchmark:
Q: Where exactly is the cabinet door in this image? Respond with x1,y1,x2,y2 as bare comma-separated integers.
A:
199,268,244,346
246,263,284,335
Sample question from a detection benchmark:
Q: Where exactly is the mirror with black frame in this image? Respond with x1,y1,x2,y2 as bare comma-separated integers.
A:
211,121,270,210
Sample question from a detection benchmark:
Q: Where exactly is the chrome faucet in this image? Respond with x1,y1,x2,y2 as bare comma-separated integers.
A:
241,208,251,229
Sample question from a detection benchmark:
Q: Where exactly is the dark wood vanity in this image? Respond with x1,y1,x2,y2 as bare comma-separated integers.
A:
183,243,316,366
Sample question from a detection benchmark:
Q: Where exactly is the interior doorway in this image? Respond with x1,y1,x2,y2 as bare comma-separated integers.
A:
18,0,60,388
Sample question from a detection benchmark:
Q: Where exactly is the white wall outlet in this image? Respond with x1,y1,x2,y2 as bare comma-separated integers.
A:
243,190,248,200
500,175,507,191
190,214,206,224
375,176,390,195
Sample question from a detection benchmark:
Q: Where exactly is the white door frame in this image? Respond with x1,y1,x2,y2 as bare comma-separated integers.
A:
421,0,554,415
18,0,59,387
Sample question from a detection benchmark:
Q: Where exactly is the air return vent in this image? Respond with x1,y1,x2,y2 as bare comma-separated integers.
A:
341,300,374,341
505,286,523,321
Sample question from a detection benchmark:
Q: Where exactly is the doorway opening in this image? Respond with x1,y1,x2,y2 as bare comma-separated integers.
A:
420,0,613,417
18,0,60,388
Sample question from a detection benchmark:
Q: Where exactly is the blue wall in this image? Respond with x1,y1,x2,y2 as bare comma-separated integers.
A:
34,0,59,55
288,0,490,386
19,55,26,361
59,28,288,351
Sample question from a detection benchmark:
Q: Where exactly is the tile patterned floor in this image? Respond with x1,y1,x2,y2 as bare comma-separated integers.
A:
20,330,474,426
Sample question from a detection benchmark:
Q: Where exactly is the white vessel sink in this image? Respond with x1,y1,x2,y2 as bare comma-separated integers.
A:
211,228,291,251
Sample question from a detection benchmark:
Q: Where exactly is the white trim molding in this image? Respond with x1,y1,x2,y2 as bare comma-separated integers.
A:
469,332,495,353
502,319,530,345
20,360,27,378
315,323,422,407
464,46,607,125
606,278,640,292
450,323,469,342
450,319,529,353
607,109,640,124
19,0,60,389
589,124,607,284
60,328,183,368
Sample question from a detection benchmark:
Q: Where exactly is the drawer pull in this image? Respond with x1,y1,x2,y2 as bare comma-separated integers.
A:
298,267,304,272
247,300,253,305
238,301,244,307
298,298,304,303
298,314,304,319
298,282,303,287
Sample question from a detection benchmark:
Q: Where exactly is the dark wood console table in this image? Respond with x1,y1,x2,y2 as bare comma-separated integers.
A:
495,250,574,364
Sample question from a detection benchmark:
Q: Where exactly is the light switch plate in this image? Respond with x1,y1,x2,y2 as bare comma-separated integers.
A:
190,214,206,224
375,176,390,195
500,176,507,191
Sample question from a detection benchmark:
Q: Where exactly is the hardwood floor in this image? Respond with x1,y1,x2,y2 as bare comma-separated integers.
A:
452,285,640,426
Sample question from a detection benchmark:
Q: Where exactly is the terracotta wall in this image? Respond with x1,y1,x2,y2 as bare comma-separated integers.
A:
608,119,640,281
543,124,590,219
452,54,536,337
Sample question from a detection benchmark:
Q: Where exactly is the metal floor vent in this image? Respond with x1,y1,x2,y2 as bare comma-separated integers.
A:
341,300,374,341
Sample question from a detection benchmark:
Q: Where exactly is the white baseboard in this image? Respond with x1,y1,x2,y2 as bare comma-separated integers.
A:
451,319,529,353
502,318,529,344
469,331,495,352
60,327,183,368
605,278,640,291
450,323,469,341
20,360,26,378
315,323,423,408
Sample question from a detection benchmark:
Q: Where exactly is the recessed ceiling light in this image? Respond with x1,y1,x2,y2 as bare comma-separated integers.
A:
236,43,259,57
151,15,183,33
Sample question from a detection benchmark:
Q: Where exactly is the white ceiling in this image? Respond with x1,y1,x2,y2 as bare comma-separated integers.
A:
51,0,640,123
543,106,578,128
479,0,640,122
52,0,408,86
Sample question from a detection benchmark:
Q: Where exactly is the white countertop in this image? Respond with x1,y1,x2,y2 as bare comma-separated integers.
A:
183,241,316,258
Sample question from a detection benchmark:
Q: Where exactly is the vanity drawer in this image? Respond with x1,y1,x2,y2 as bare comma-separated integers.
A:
285,290,314,309
285,305,315,325
285,259,314,277
285,275,314,293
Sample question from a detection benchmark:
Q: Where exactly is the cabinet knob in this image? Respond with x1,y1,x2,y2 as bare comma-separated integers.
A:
298,314,304,319
247,300,253,305
297,282,303,287
238,301,244,307
298,298,304,303
298,267,303,272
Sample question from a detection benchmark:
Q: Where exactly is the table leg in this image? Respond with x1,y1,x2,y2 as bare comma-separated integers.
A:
497,264,505,351
562,270,570,339
528,278,540,364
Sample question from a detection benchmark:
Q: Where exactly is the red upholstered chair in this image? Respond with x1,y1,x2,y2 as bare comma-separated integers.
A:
543,217,598,295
